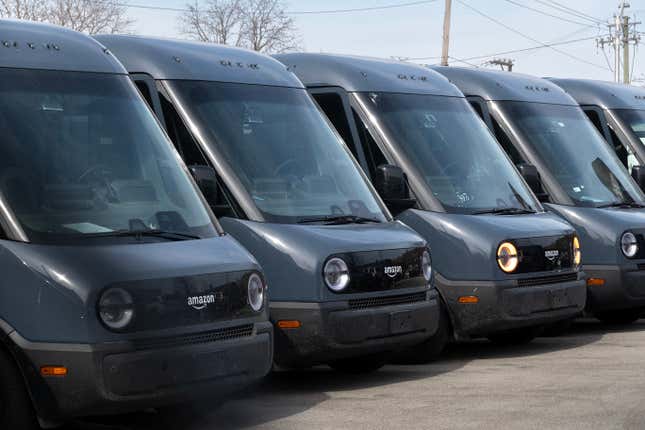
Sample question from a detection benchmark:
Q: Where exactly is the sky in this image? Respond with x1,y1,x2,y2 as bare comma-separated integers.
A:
125,0,645,82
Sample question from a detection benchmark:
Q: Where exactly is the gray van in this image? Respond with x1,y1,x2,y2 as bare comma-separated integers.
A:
276,53,585,356
96,36,440,372
435,66,645,324
0,21,273,429
549,79,645,177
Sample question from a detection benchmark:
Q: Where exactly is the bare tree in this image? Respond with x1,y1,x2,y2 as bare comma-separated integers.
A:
0,0,49,21
180,0,300,53
239,0,300,53
48,0,134,34
180,0,244,45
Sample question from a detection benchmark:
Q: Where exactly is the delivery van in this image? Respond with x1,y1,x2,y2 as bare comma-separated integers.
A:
97,36,440,371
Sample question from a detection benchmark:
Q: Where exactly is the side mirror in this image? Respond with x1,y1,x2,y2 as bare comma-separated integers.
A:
517,163,549,202
374,164,416,214
189,165,219,204
631,165,645,191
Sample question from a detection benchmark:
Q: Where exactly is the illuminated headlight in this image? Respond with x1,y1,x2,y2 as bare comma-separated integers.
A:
621,232,639,258
248,273,265,312
573,236,582,267
497,242,519,273
98,288,135,331
421,249,432,281
324,257,350,292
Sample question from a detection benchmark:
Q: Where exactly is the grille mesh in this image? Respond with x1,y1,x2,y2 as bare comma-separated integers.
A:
348,292,427,310
516,273,578,288
133,324,254,351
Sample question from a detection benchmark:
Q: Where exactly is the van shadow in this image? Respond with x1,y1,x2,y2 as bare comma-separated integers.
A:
66,319,641,430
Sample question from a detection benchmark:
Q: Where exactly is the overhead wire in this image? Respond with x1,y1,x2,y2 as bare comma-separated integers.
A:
501,0,597,28
533,0,604,25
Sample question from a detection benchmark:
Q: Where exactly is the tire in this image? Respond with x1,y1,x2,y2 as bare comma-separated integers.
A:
0,348,39,430
487,327,541,346
391,304,450,365
596,309,642,325
328,353,390,374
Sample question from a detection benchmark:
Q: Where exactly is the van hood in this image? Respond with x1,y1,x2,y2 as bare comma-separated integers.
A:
398,209,577,281
219,218,428,301
0,235,262,343
547,203,645,265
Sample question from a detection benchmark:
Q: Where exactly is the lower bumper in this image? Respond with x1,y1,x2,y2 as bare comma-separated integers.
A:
585,264,645,313
436,272,586,339
12,321,273,419
271,290,439,367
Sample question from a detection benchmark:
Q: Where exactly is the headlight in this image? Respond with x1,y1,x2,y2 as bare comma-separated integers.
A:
497,242,519,273
98,288,135,331
421,249,432,281
621,232,639,258
248,273,265,312
573,236,582,267
324,257,350,292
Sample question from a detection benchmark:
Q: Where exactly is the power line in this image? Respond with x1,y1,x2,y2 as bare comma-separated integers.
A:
533,0,603,24
118,0,439,15
456,0,610,71
501,0,597,28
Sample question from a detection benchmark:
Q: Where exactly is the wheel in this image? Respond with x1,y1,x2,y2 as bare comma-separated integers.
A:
391,304,450,365
541,317,575,337
328,353,390,374
487,327,541,346
0,348,38,430
596,309,642,325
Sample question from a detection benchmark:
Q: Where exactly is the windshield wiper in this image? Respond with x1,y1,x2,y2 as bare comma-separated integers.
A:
597,201,645,209
473,207,537,215
297,215,381,225
85,229,201,241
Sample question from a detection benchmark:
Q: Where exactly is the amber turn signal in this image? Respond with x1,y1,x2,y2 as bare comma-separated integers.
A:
277,320,301,329
458,296,479,304
41,366,67,377
587,278,605,287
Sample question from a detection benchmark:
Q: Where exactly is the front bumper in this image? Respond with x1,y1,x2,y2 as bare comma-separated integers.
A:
436,272,586,340
585,264,645,313
11,321,273,419
271,289,439,367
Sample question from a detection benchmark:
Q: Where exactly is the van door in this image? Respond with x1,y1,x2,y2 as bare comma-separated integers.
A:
582,106,638,171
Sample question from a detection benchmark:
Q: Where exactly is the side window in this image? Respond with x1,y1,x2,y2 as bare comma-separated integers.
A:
134,81,154,109
584,109,605,136
312,93,358,155
469,100,485,118
352,109,388,178
608,126,637,170
158,93,238,218
490,117,524,165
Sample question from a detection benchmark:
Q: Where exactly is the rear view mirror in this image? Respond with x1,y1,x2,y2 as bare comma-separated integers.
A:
189,165,219,204
631,165,645,192
517,163,549,202
374,164,416,214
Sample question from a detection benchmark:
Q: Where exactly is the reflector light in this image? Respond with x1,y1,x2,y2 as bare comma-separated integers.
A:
277,320,301,329
41,366,67,377
587,278,605,287
458,296,479,304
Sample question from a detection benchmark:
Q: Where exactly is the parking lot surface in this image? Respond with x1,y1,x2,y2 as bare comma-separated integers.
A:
68,319,645,430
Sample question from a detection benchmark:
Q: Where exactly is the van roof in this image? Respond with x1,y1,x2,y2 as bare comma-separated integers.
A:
94,35,303,88
0,19,124,74
274,53,463,97
432,66,577,106
549,78,645,110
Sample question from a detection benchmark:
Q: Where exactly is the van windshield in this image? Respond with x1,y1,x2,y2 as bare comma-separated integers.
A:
0,69,216,243
167,81,387,224
614,109,645,146
497,102,644,207
357,92,540,215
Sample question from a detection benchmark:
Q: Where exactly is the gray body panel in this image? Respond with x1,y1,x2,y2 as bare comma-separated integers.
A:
220,218,426,301
550,78,645,110
94,35,302,87
0,19,124,74
276,53,462,96
433,66,578,105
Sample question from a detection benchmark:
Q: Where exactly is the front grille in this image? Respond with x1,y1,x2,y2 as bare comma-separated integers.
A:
516,273,578,287
132,324,254,351
348,292,427,310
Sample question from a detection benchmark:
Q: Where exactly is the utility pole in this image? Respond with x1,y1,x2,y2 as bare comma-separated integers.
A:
441,0,452,66
597,1,641,84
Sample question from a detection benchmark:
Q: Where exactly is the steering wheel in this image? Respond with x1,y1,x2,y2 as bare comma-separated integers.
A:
77,165,118,202
273,159,301,178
